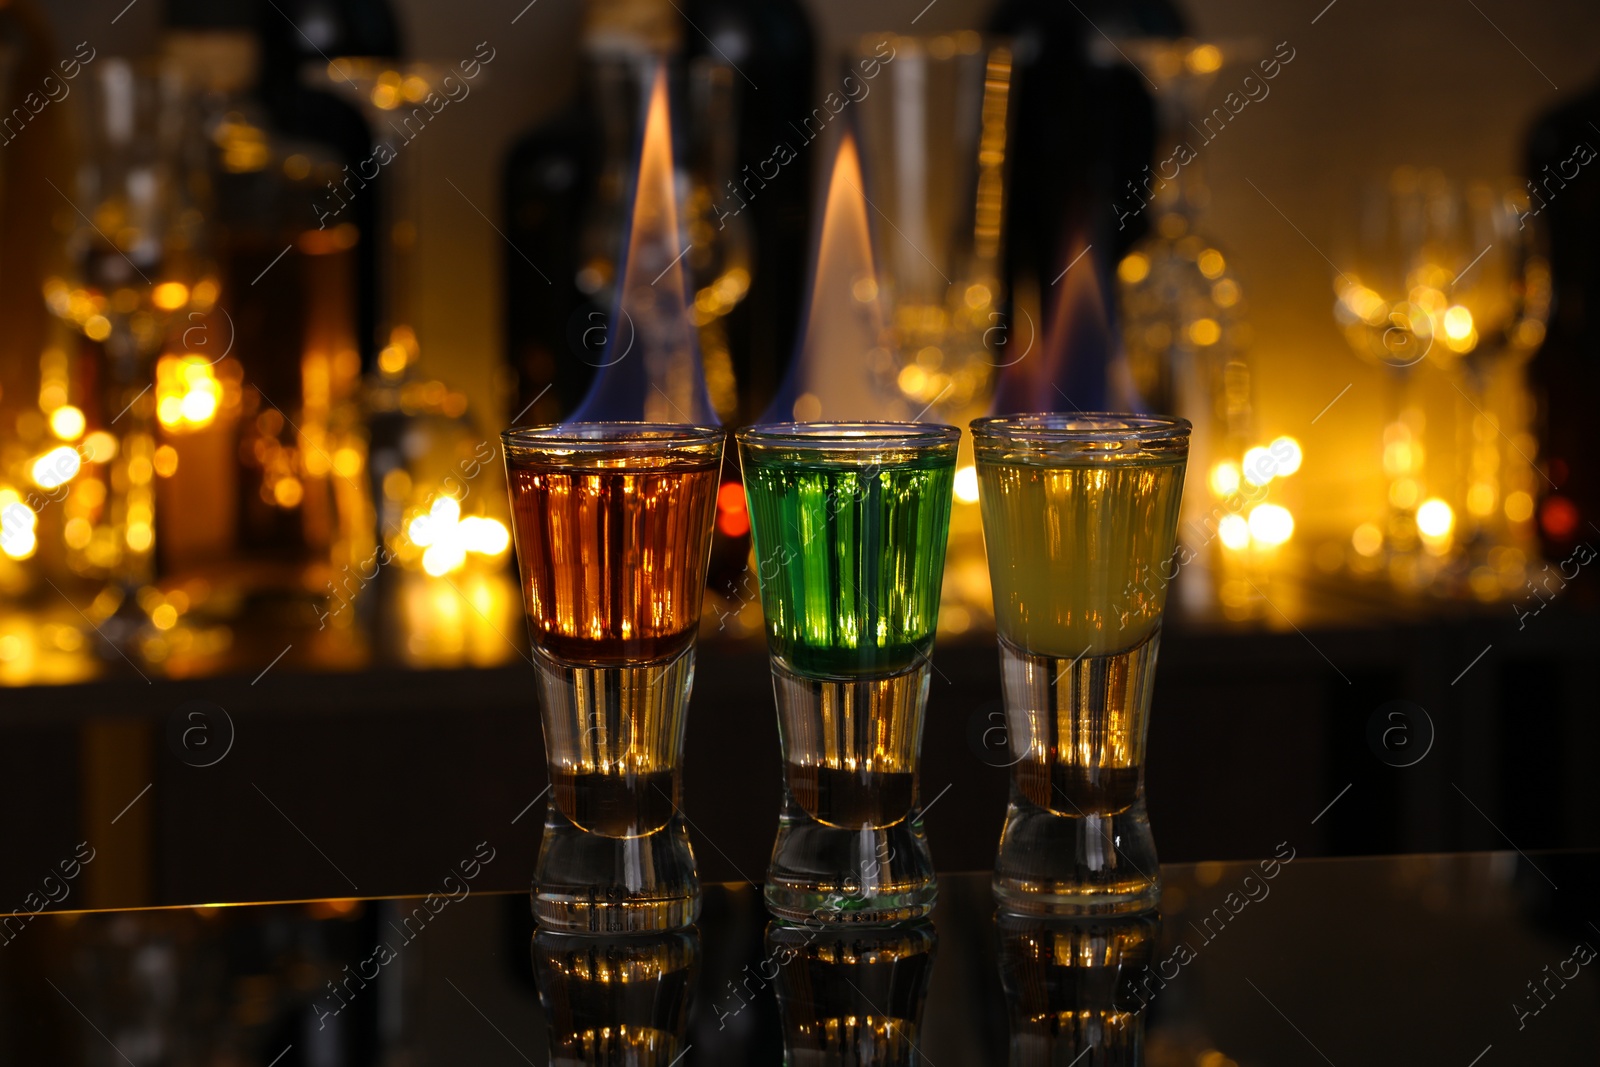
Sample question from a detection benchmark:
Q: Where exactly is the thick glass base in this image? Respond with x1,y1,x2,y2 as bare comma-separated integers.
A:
534,806,700,932
993,792,1161,915
766,795,937,923
993,633,1163,916
765,661,936,923
531,646,699,932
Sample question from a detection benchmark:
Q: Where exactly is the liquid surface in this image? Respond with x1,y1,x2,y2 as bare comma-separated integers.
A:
789,765,916,829
978,455,1184,657
551,768,678,838
742,453,954,677
508,456,719,663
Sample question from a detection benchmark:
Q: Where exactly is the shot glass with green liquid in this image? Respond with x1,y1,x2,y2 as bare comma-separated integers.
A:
737,422,958,922
972,413,1189,915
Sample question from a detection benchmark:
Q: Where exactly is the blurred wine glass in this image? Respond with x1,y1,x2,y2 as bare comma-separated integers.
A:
44,57,217,646
1425,180,1550,592
851,31,1015,422
1332,169,1548,593
1332,167,1456,582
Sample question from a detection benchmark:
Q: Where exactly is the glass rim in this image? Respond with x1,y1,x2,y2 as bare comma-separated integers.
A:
970,412,1191,445
736,421,960,451
502,421,724,455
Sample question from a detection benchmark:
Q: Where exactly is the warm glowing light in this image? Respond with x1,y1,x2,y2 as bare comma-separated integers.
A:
153,445,179,478
1209,461,1241,497
1218,513,1251,551
152,282,190,310
953,465,980,504
150,603,178,630
1189,318,1221,346
1197,249,1226,279
32,446,81,489
1352,523,1384,557
1,497,39,560
1248,504,1294,546
84,315,112,341
1339,281,1389,326
460,516,510,555
83,431,118,462
1466,482,1497,517
378,343,409,375
180,389,217,424
1442,305,1473,340
1416,497,1454,539
49,405,86,440
1504,490,1534,523
422,542,466,577
1271,436,1302,476
333,448,363,479
1118,253,1150,285
273,477,304,508
1242,446,1274,487
126,522,153,552
157,356,224,430
1187,43,1223,73
408,494,508,576
1389,478,1420,509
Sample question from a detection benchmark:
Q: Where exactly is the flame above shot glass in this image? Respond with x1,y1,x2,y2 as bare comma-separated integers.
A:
737,422,959,923
503,423,723,932
971,413,1189,915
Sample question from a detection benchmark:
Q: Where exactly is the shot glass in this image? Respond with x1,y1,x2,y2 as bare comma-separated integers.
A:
737,422,959,922
971,413,1189,914
503,423,723,931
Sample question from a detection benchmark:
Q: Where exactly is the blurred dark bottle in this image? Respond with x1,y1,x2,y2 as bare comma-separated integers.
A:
501,0,813,425
987,0,1182,384
255,0,401,377
1525,72,1600,577
0,0,76,597
680,0,814,424
155,0,376,606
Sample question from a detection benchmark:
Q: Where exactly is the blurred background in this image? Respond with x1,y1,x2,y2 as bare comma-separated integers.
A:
0,0,1596,921
1,0,1599,1063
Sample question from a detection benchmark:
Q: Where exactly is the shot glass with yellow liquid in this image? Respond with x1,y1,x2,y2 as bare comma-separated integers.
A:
971,413,1189,914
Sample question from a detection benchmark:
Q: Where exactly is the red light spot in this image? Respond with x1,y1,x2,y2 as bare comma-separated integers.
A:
718,511,750,537
1541,495,1579,540
717,482,746,512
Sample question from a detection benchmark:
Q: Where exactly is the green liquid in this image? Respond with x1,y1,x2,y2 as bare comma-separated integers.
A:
741,450,955,678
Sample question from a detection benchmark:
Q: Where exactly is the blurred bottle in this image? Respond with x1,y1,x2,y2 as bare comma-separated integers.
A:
152,0,371,619
502,0,676,426
681,0,813,423
1525,71,1600,577
255,0,401,377
502,0,814,426
0,0,73,594
988,0,1182,402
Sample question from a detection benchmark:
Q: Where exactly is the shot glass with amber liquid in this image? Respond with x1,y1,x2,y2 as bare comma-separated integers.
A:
972,414,1189,914
504,424,722,931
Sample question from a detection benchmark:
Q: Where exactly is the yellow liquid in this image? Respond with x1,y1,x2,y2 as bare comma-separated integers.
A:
977,456,1185,657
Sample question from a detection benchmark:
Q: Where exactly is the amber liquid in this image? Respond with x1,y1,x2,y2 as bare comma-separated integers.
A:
507,454,720,663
